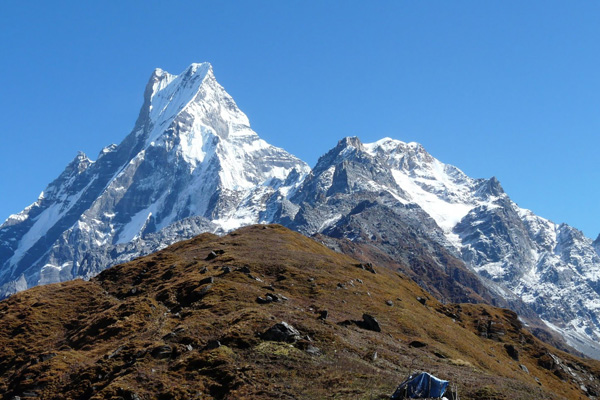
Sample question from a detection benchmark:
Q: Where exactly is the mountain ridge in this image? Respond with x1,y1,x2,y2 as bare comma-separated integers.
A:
1,224,598,399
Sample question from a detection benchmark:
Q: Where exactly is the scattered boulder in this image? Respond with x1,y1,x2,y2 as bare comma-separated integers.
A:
162,327,185,341
38,352,57,362
386,300,394,306
116,389,142,400
177,282,212,307
199,266,208,274
520,364,529,373
256,296,270,304
359,314,381,332
504,344,519,361
238,266,251,273
339,313,381,332
256,293,286,304
537,353,556,370
261,321,301,343
107,346,124,359
304,344,321,356
151,345,172,359
198,284,212,297
409,340,427,348
199,276,214,285
267,293,281,302
416,297,427,305
296,339,321,355
205,249,225,260
220,266,232,275
203,340,221,350
356,263,376,274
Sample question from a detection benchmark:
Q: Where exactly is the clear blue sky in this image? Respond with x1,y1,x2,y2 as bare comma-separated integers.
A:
1,1,599,238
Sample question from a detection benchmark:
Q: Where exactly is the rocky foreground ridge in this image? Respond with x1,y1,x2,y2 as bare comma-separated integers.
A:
1,63,599,358
1,225,599,399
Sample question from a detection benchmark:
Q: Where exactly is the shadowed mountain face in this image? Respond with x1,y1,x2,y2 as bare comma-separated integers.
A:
2,63,600,358
1,225,599,399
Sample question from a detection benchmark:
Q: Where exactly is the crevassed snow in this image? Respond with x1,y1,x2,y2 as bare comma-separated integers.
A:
115,209,153,244
365,138,510,250
543,319,600,359
212,187,276,232
3,212,29,224
390,169,474,233
178,124,211,167
365,138,478,239
318,214,343,233
7,202,67,266
7,176,97,267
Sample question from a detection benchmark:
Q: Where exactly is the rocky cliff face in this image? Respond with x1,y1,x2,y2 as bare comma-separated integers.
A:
2,64,600,359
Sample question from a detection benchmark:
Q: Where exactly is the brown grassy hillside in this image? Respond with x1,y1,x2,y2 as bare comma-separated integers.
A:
0,224,599,399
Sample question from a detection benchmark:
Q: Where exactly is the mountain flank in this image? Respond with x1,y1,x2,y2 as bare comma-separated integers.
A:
1,225,598,399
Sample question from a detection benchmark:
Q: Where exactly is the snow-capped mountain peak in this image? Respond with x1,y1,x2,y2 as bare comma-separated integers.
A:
0,63,309,298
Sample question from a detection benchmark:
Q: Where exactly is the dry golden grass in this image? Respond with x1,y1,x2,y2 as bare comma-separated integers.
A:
0,224,598,399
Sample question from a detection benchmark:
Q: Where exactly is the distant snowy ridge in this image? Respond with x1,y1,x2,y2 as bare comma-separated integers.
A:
283,135,600,358
385,139,600,356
